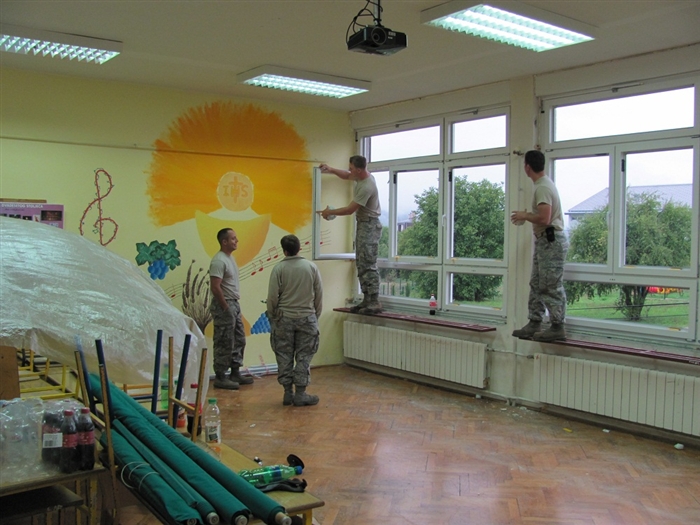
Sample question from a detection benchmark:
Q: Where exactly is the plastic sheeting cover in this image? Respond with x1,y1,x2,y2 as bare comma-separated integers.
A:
0,217,208,387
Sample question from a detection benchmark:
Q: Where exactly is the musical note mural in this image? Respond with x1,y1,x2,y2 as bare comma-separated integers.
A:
79,168,118,246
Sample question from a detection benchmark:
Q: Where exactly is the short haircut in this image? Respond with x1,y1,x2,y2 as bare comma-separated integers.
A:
525,150,545,172
281,234,301,256
349,155,367,170
217,228,233,244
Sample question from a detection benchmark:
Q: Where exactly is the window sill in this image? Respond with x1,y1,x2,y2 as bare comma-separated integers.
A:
333,307,496,333
546,338,700,366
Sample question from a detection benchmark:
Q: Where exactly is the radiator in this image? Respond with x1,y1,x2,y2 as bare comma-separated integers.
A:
534,353,700,437
343,321,488,389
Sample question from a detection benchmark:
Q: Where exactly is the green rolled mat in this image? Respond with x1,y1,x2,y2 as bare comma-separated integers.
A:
112,419,219,525
89,373,290,525
105,429,202,525
89,374,251,525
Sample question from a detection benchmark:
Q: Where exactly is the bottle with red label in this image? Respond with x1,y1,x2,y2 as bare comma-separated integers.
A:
429,294,437,315
41,409,63,465
77,407,95,470
59,409,79,473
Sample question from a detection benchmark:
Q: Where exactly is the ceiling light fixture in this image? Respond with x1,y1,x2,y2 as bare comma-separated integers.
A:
421,1,595,52
237,66,370,99
0,23,122,64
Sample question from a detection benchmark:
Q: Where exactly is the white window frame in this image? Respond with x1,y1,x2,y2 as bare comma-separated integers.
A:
542,74,700,344
356,109,511,319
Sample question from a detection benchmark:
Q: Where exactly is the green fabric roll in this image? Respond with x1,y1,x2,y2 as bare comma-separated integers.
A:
105,429,201,524
112,419,218,524
90,373,288,525
90,374,251,525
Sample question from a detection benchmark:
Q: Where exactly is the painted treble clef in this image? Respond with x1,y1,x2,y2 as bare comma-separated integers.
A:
79,168,119,246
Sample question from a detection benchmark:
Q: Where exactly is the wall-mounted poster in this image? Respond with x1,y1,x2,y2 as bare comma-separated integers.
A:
0,202,64,228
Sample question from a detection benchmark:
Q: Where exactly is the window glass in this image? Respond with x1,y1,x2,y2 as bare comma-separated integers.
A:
623,148,693,269
451,164,505,259
553,87,694,142
368,126,440,162
564,280,690,331
552,155,610,265
379,268,438,300
452,115,507,153
396,169,440,257
450,273,504,309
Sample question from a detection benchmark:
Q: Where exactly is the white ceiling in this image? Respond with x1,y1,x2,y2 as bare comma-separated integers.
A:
1,1,699,112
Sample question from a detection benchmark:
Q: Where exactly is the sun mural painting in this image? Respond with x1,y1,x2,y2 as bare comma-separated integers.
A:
146,101,314,335
148,102,311,250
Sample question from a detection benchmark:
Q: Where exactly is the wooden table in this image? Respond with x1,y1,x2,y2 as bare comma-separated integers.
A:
0,464,104,524
218,443,324,525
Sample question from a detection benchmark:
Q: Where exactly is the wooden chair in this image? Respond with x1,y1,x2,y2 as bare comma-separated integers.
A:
167,339,208,443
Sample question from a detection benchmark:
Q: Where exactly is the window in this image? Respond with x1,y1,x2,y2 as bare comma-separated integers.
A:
552,87,695,142
367,126,440,162
543,78,699,343
360,110,510,318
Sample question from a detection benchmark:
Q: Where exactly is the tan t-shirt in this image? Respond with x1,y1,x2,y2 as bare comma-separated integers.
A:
209,251,240,300
532,176,564,236
354,175,381,220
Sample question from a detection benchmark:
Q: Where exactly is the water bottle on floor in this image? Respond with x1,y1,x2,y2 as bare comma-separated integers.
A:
203,398,221,457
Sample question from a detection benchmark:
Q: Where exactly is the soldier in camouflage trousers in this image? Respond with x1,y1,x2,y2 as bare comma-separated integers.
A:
209,228,254,390
318,155,382,314
511,150,569,342
267,235,323,406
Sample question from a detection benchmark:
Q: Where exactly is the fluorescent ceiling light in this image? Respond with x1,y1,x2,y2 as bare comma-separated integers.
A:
421,1,595,52
238,66,370,99
0,23,122,64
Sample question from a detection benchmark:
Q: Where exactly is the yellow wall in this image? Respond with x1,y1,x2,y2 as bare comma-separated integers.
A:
0,67,355,370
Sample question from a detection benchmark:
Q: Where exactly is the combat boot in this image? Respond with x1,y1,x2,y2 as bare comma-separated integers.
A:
512,321,542,339
213,372,239,390
533,323,566,342
230,367,254,385
349,294,369,313
282,385,294,406
358,294,383,315
293,386,319,406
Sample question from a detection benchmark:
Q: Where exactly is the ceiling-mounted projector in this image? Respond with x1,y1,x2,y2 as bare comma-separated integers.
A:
347,26,407,55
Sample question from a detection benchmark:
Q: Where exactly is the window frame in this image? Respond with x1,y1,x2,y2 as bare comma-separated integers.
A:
358,109,511,318
542,74,700,344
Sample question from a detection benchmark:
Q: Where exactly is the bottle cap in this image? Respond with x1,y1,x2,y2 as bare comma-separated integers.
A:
208,398,217,404
80,407,90,414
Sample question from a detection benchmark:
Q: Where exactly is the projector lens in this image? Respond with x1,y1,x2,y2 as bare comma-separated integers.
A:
370,27,387,45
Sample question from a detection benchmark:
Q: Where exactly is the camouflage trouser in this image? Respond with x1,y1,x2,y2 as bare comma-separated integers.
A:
355,218,382,295
528,233,569,324
210,298,246,375
270,314,319,388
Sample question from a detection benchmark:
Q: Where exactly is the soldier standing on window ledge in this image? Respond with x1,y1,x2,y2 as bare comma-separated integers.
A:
510,150,569,342
317,155,383,315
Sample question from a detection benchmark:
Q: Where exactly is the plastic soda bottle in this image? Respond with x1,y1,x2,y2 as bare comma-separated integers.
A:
41,409,63,465
59,409,79,473
77,407,95,470
238,465,303,487
429,294,437,315
203,398,221,457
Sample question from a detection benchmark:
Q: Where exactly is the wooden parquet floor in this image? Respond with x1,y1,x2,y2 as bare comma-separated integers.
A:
215,364,699,525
